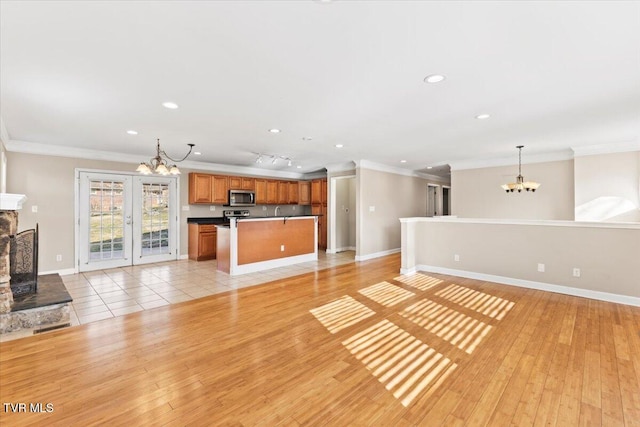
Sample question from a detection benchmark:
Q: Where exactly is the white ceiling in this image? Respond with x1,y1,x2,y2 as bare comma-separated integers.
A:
1,1,639,176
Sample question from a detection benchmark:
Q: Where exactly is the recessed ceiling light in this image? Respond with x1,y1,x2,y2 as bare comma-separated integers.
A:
424,74,446,83
335,144,343,148
269,128,281,134
475,113,491,119
296,165,302,169
302,137,313,141
194,151,202,155
400,160,407,163
126,130,138,135
426,166,433,169
162,102,179,109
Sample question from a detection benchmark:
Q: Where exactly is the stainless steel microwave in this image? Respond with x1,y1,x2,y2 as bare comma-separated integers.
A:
228,189,255,207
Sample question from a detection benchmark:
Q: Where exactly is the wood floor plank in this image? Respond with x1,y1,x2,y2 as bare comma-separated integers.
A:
1,254,639,426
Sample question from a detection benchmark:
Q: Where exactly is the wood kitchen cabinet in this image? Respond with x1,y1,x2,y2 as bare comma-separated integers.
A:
255,179,267,204
188,223,217,260
298,181,311,205
311,178,328,249
288,181,299,204
212,175,229,204
188,173,228,205
266,180,278,204
277,181,289,204
189,173,213,204
229,176,255,190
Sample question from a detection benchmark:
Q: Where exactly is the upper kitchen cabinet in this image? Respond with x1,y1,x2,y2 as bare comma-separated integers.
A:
229,176,255,190
212,175,229,204
288,181,299,205
189,173,213,204
266,180,278,204
277,181,289,204
311,179,327,205
298,181,311,205
255,179,267,204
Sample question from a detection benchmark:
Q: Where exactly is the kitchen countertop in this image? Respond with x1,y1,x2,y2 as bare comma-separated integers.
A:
186,217,228,224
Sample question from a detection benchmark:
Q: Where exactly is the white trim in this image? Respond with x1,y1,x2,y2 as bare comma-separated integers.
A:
179,254,189,260
415,172,451,183
413,264,640,307
572,140,640,157
398,216,640,230
0,116,9,145
230,253,318,276
449,149,574,171
303,171,329,180
39,268,77,276
355,247,400,262
6,139,306,180
356,160,422,178
325,161,356,173
0,193,27,210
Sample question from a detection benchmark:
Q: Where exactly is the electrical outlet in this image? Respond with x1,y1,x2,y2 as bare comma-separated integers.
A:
280,245,285,252
210,206,216,211
538,263,545,272
56,254,62,262
182,205,190,211
263,206,267,211
573,268,581,277
454,254,460,262
369,206,375,212
32,205,38,213
293,206,296,211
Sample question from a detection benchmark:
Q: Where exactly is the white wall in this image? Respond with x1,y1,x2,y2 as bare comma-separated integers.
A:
357,166,448,260
451,160,575,220
574,151,640,222
401,218,640,304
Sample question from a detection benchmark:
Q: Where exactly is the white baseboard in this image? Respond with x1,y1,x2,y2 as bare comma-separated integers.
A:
355,248,400,262
179,254,189,260
39,268,77,276
413,265,640,307
327,246,356,254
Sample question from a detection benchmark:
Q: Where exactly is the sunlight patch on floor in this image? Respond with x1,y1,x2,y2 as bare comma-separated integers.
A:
342,319,457,407
435,284,515,320
310,295,376,334
394,274,443,291
358,281,416,307
399,298,492,354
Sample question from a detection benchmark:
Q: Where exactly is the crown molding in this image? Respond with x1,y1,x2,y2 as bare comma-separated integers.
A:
5,139,306,180
325,161,355,173
571,140,640,157
449,149,574,171
355,159,421,178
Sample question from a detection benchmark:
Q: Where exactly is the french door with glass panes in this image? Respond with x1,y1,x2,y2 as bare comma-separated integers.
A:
78,172,178,272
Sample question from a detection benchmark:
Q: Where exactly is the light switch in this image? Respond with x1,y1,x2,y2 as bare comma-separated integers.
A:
182,205,190,211
369,206,375,212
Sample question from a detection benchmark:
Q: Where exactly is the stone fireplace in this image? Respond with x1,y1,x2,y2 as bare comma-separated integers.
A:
0,193,73,336
0,194,24,313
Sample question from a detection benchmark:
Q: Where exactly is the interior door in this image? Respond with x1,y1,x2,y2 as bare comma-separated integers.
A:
79,172,133,271
427,185,439,217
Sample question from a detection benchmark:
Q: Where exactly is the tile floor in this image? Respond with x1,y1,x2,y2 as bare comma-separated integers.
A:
14,251,353,339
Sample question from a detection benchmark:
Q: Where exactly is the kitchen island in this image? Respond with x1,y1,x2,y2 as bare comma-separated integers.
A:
216,215,318,275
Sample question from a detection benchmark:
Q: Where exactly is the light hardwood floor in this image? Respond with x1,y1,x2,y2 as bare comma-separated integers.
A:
1,254,639,426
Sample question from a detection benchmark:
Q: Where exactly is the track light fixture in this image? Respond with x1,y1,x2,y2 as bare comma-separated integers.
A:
253,153,293,167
